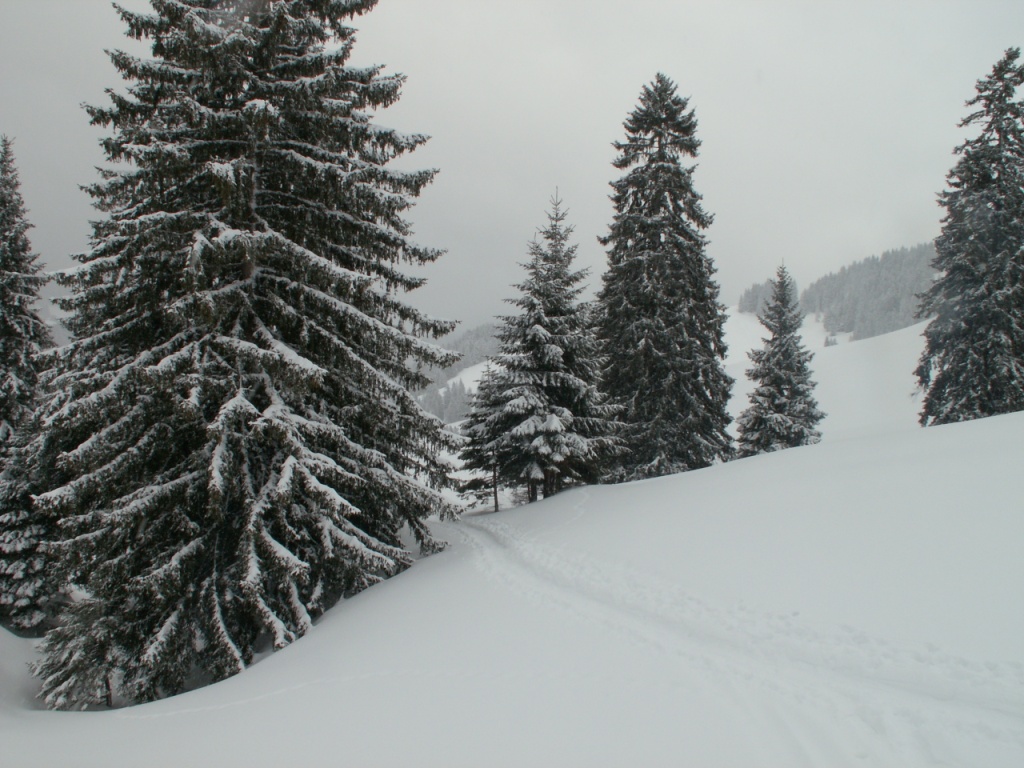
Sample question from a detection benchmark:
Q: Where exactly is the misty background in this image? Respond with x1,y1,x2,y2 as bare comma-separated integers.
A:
2,0,1024,328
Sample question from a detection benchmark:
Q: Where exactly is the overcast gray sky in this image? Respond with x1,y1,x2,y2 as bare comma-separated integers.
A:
2,1,1024,329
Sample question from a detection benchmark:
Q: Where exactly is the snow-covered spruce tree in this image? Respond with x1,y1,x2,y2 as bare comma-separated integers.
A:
0,137,51,446
596,74,733,480
461,197,616,504
735,265,824,457
0,136,54,632
916,48,1024,425
21,0,457,708
459,364,513,512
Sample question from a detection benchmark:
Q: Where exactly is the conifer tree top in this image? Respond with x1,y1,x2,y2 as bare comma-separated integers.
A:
602,73,713,245
945,47,1024,191
614,73,700,168
758,264,802,339
0,136,38,267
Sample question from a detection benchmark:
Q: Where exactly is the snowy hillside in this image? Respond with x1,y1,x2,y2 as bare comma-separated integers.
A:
724,309,923,440
440,358,491,398
4,320,1023,767
447,308,923,441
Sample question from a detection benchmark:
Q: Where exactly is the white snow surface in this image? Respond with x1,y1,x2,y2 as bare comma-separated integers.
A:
724,309,923,441
4,312,1024,767
439,358,491,396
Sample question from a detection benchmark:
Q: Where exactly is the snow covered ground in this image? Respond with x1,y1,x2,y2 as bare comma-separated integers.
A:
438,358,491,398
4,313,1023,767
724,309,923,441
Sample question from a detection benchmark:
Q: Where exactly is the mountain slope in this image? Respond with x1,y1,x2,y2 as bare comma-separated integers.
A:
3,319,1023,767
724,311,922,441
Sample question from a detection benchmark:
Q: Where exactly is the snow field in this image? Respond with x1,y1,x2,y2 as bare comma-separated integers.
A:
724,309,922,441
2,314,1022,766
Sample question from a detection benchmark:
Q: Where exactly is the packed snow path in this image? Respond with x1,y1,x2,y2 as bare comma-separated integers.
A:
441,486,1024,767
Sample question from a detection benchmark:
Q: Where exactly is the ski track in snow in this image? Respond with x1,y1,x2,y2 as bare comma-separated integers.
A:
439,514,1024,762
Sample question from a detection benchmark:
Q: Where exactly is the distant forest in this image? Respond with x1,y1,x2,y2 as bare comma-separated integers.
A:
418,323,498,422
738,277,798,315
801,244,936,340
740,243,936,341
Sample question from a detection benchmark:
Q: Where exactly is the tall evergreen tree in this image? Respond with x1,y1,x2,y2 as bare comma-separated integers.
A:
0,136,54,631
459,364,513,512
916,48,1024,425
11,0,456,708
736,265,824,457
0,137,51,445
461,196,615,504
596,74,733,480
